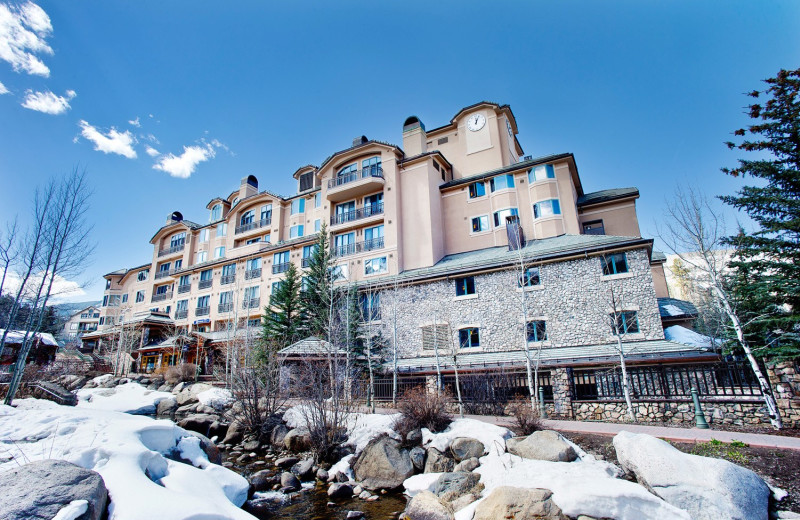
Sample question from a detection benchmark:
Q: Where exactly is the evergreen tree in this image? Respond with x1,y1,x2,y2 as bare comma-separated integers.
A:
301,223,335,338
720,67,800,359
261,262,303,350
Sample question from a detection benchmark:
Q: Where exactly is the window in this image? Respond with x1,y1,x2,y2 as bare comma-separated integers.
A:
199,229,209,242
219,291,233,304
122,294,128,303
468,181,486,199
601,253,628,275
197,295,210,308
246,257,261,270
471,215,489,233
364,256,387,276
159,262,171,273
527,320,547,342
244,286,260,301
200,269,212,281
240,210,254,226
528,164,555,183
299,171,314,191
274,250,289,265
135,290,145,303
290,225,304,238
170,232,186,248
364,193,383,212
360,292,380,321
102,295,108,307
337,163,357,178
331,264,349,281
459,327,480,348
519,267,541,287
137,270,149,282
174,259,182,270
245,237,261,245
222,263,236,276
155,284,169,295
217,223,227,237
271,281,283,295
105,279,111,289
196,251,207,264
455,276,476,296
99,317,104,326
232,197,239,206
421,324,450,351
314,219,321,232
362,156,381,175
302,244,315,260
611,311,639,335
108,295,121,306
493,208,518,227
533,199,561,219
263,233,271,244
70,323,78,331
489,174,515,192
291,198,305,215
210,204,222,221
364,225,384,245
176,299,188,312
314,193,321,208
583,220,605,235
261,204,272,222
214,246,225,259
247,318,261,328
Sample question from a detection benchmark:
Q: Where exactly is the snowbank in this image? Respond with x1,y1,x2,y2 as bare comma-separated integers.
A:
0,399,252,520
404,472,442,497
284,405,401,455
664,325,717,350
197,388,234,409
77,382,173,414
422,418,513,457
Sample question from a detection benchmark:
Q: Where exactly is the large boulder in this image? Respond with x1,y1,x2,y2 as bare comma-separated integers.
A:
284,428,311,453
433,472,482,502
0,459,108,520
403,490,455,520
291,458,315,481
613,431,770,520
410,446,426,471
473,486,567,520
249,469,278,492
453,457,479,473
449,437,484,462
271,423,289,447
185,431,222,465
177,413,218,437
156,397,178,418
176,383,213,406
424,448,454,473
222,419,244,445
280,472,301,492
507,430,577,462
328,482,354,499
353,435,414,491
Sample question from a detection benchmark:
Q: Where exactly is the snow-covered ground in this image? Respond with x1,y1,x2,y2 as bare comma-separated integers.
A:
76,381,173,414
0,399,252,520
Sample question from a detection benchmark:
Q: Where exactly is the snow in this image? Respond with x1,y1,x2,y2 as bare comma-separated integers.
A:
403,472,442,497
284,405,401,455
664,325,717,349
663,304,686,316
91,374,114,385
197,388,233,409
328,454,355,480
0,399,252,520
76,382,173,414
52,500,88,520
0,328,58,346
421,418,513,457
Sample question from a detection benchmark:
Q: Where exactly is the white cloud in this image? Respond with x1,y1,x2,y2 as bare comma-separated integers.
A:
21,88,75,114
0,80,8,94
0,1,53,77
4,271,87,303
128,116,140,127
78,120,137,159
153,143,215,179
145,145,159,157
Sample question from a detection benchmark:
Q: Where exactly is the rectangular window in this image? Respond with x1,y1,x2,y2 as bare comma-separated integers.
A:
302,245,315,259
215,246,225,259
314,193,321,208
197,295,210,308
364,224,384,243
364,193,383,209
459,327,480,348
174,259,182,270
364,256,387,276
137,270,149,282
527,320,547,342
291,198,305,215
247,318,261,328
155,284,169,295
489,174,515,192
199,229,209,242
493,207,519,227
612,311,639,335
170,232,186,248
135,291,145,303
528,164,555,183
219,291,233,304
274,251,289,265
122,293,128,303
519,267,541,287
533,199,561,219
455,276,476,296
159,262,171,273
261,204,272,222
200,269,213,281
601,253,628,275
471,215,489,233
217,223,227,237
244,285,260,300
314,219,321,232
245,237,261,245
221,263,236,276
196,251,208,264
331,264,349,281
360,292,380,321
176,299,188,311
246,257,261,270
99,317,104,325
583,220,605,235
468,181,486,199
271,281,283,295
290,225,304,238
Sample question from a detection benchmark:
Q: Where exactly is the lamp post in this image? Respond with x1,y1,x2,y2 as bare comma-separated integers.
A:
691,387,710,429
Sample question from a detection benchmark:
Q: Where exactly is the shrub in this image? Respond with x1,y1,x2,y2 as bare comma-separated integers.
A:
165,363,198,384
394,386,452,439
507,395,542,436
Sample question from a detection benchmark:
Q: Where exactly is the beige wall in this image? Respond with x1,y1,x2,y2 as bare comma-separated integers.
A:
578,199,641,237
651,261,670,298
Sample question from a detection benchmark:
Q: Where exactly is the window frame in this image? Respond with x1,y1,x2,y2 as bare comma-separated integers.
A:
468,181,486,199
489,174,515,193
454,276,476,297
458,327,481,349
470,215,490,234
532,199,562,219
290,198,305,215
518,267,541,287
492,207,519,228
526,320,547,342
364,256,388,276
214,246,225,259
601,253,629,276
528,164,555,183
612,310,640,335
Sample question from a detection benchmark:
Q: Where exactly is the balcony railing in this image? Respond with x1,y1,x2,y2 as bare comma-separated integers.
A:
221,274,236,285
244,268,262,280
196,306,210,316
175,309,188,319
151,291,173,303
332,237,385,258
327,166,383,189
235,217,271,235
155,269,179,280
272,262,290,274
177,283,191,294
331,203,384,226
242,297,260,309
198,279,213,290
301,257,312,268
218,302,233,313
158,243,185,257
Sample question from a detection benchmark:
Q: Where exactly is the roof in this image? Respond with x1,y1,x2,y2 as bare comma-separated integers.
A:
279,336,347,356
651,251,667,262
393,339,715,372
0,329,58,347
104,263,150,279
425,101,517,134
193,327,261,343
577,187,639,207
149,219,202,243
439,153,573,190
658,298,699,319
318,140,402,172
398,151,453,170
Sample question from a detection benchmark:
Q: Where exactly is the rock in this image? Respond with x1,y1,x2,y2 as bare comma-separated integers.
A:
346,511,365,519
280,472,301,492
185,431,222,464
449,493,479,512
156,397,178,418
209,420,228,440
292,458,315,481
424,448,454,473
172,381,186,394
358,490,371,500
316,468,329,481
472,486,567,520
271,423,289,446
0,459,108,520
410,446,426,471
284,428,311,453
249,469,277,492
222,420,244,445
449,437,484,462
242,438,261,452
613,431,770,520
506,431,577,462
433,472,482,502
177,413,218,437
353,435,414,491
276,456,300,469
404,490,454,520
406,429,423,445
334,471,350,483
158,383,172,392
453,457,479,473
353,485,363,496
328,482,354,499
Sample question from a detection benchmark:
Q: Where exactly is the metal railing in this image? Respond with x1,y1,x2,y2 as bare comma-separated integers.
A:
221,274,236,285
218,302,233,313
331,202,384,226
332,237,384,258
242,297,260,309
327,166,383,189
196,306,210,316
158,243,185,257
273,262,290,274
235,217,271,235
177,283,191,294
245,268,262,280
198,279,213,290
151,291,172,302
175,309,188,319
155,269,179,280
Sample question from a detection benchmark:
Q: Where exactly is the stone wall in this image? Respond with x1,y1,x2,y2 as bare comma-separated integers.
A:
767,360,800,428
379,247,663,359
570,399,771,426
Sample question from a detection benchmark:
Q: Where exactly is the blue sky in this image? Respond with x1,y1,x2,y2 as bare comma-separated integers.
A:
0,1,797,303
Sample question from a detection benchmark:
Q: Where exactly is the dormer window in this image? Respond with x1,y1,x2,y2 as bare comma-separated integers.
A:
210,204,222,221
232,197,240,206
299,171,314,192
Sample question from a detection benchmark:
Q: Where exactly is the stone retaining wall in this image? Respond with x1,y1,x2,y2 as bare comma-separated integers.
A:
570,399,771,426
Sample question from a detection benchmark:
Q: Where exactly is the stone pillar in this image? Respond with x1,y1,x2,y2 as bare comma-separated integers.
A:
767,360,800,428
550,367,573,419
425,374,438,395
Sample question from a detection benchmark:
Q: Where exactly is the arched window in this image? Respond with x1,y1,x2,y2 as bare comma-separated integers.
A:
240,210,254,226
337,163,357,179
362,156,382,176
211,204,221,221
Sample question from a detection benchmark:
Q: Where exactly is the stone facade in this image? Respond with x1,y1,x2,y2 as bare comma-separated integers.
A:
379,247,663,359
570,399,771,426
767,360,800,428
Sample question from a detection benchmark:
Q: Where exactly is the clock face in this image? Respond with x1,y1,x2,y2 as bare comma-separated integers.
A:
466,113,486,132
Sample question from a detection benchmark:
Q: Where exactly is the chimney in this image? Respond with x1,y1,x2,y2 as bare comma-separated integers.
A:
506,215,526,251
240,175,258,199
352,135,369,147
402,116,427,157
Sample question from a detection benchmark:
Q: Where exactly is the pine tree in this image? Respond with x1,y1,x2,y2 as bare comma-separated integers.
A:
301,223,335,338
720,67,800,359
261,262,303,350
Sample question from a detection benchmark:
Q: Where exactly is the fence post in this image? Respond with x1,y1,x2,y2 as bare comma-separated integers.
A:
691,387,710,429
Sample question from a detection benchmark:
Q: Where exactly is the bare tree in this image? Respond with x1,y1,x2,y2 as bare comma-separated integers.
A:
0,217,19,299
601,282,639,422
659,186,783,428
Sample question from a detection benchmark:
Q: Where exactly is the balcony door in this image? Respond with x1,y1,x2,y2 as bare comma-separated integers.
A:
334,232,355,256
335,201,356,223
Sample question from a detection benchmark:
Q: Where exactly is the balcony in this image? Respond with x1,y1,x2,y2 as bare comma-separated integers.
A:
198,279,213,290
330,203,384,227
151,291,173,303
332,237,385,258
244,268,262,280
175,309,189,320
301,257,312,268
242,297,260,310
273,262,290,274
177,283,191,294
196,306,210,316
218,302,233,313
158,243,185,258
221,274,236,285
235,217,271,235
155,269,179,280
326,167,384,202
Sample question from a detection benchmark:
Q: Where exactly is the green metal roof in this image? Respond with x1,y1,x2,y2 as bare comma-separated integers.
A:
577,187,639,206
658,298,699,319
